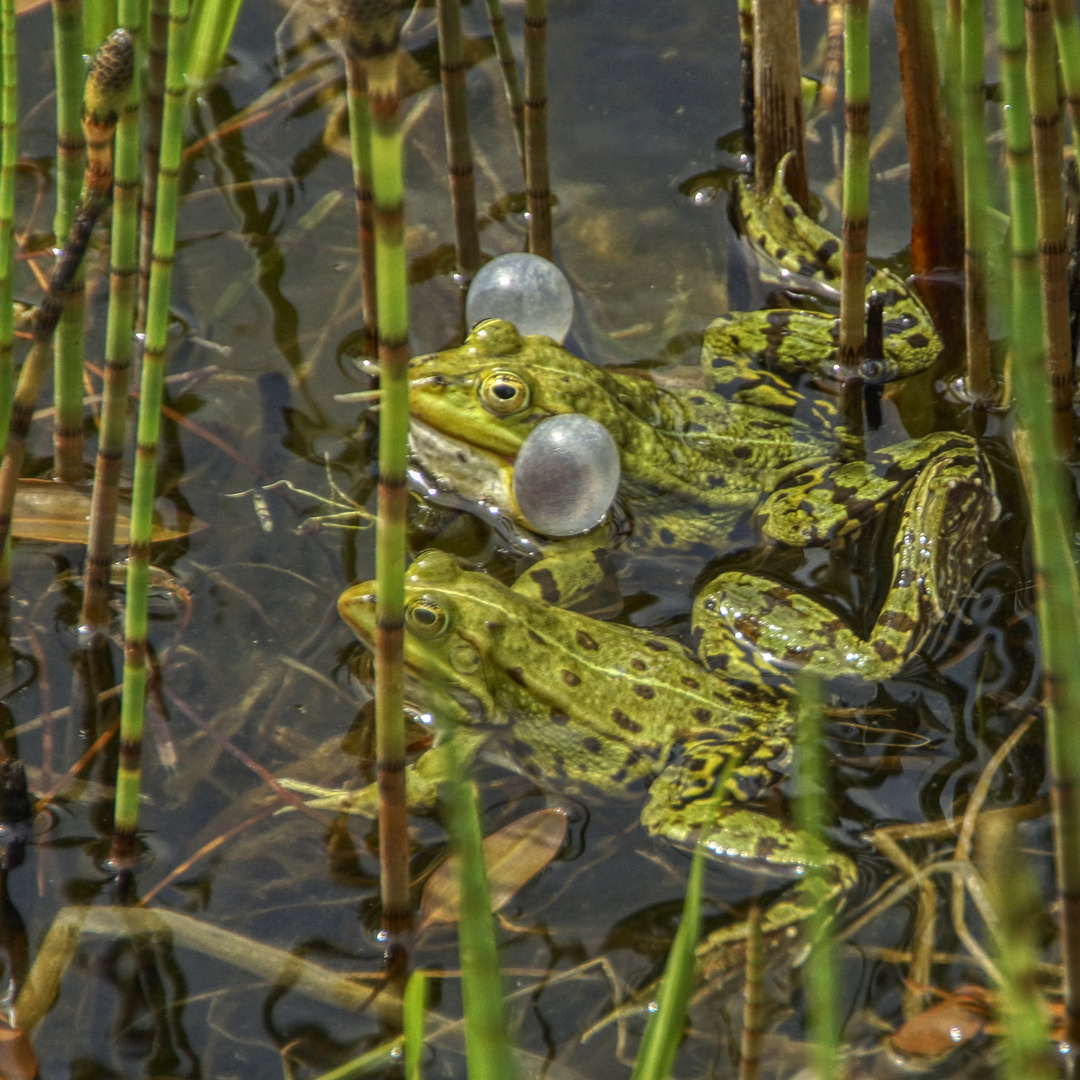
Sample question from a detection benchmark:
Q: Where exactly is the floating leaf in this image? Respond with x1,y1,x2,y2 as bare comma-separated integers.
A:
888,985,991,1059
12,479,206,544
420,807,568,928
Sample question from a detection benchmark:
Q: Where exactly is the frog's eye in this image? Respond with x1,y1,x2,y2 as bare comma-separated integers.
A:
479,370,530,415
405,597,449,638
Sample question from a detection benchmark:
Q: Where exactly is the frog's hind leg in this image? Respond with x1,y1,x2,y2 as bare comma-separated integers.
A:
757,430,990,548
697,436,999,682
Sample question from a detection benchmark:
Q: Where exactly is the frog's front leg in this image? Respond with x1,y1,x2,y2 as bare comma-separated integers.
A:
756,430,985,548
282,728,489,816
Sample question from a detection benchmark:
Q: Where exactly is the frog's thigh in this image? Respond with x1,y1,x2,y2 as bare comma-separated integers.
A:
758,430,971,547
511,540,616,614
694,570,897,681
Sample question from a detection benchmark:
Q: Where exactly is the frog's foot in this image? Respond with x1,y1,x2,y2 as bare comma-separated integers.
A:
710,152,941,388
756,430,983,547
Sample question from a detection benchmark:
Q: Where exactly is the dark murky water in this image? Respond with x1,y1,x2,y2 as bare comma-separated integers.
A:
5,2,1048,1077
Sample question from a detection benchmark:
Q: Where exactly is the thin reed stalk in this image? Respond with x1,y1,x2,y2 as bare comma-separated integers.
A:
137,0,168,333
1051,0,1080,150
794,674,839,1080
979,815,1055,1080
342,41,377,357
111,0,187,870
838,0,869,380
523,0,551,261
751,0,809,211
436,0,481,282
738,0,754,156
338,0,412,940
81,0,142,632
403,969,427,1080
960,0,992,400
83,3,115,51
482,0,524,164
186,0,243,89
0,0,15,672
0,30,132,559
1025,0,1073,452
999,0,1080,1044
737,905,764,1080
892,0,963,321
52,0,88,481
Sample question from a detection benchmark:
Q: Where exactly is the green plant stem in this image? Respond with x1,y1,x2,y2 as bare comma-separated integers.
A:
52,0,88,482
82,0,142,632
961,0,992,400
999,0,1080,1046
436,0,481,282
0,29,132,558
111,0,188,870
523,0,551,260
737,904,764,1080
186,0,243,89
137,0,168,333
1051,0,1080,150
738,0,754,154
1026,0,1074,452
482,0,524,164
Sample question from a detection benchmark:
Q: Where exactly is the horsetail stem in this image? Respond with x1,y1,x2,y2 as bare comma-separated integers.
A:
111,0,187,871
999,0,1080,1044
1051,0,1080,150
0,0,15,671
0,28,132,560
961,0,992,401
838,0,869,379
1025,0,1074,452
437,0,481,283
482,0,525,165
342,38,378,357
338,0,413,939
186,0,244,90
82,0,143,633
52,0,88,482
523,0,552,261
137,0,168,333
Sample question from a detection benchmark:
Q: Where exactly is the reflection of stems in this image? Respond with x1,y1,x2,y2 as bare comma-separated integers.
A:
483,0,524,164
82,0,143,632
1000,0,1080,1047
111,0,188,871
524,0,551,260
0,30,133,559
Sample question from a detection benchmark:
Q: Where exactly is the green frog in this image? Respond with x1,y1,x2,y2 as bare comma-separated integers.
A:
292,432,998,969
406,156,954,604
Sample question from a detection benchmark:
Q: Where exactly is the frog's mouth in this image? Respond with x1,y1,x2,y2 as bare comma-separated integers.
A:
408,416,524,522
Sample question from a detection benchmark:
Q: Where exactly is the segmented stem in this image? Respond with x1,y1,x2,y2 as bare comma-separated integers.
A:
343,49,378,356
0,28,132,559
523,0,551,260
112,0,187,870
999,0,1080,1046
0,0,15,669
137,0,168,332
339,0,412,938
737,904,764,1080
437,0,481,282
738,0,754,154
1051,0,1080,151
82,0,142,632
1025,0,1074,451
961,0,992,399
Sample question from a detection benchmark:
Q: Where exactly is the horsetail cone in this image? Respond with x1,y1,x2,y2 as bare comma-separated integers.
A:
337,0,401,59
84,28,135,125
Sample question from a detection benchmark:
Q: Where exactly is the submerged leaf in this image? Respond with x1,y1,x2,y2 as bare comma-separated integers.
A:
420,807,568,927
888,985,991,1059
12,479,206,544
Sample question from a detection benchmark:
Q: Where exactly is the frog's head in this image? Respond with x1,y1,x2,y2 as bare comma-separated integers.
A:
338,550,526,725
408,319,641,520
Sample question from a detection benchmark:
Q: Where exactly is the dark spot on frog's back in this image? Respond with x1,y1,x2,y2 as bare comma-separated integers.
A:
561,669,581,687
633,684,655,699
659,527,676,545
528,568,561,605
612,709,643,733
682,675,700,689
506,666,527,686
905,332,930,349
527,629,545,645
631,658,647,672
690,395,706,405
576,629,599,651
645,639,669,652
486,620,503,633
815,238,840,263
692,707,711,723
582,737,603,754
733,445,752,460
550,708,570,726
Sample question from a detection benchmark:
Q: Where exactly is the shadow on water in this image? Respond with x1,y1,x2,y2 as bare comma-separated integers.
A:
5,1,1046,1077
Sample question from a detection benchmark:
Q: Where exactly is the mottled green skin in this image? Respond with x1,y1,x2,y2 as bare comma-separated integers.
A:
407,160,945,570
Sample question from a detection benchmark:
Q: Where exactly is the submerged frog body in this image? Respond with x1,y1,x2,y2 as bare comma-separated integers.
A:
298,435,998,969
407,158,950,592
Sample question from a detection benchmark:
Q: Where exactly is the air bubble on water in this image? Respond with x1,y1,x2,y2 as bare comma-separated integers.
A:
466,252,574,342
513,414,620,537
